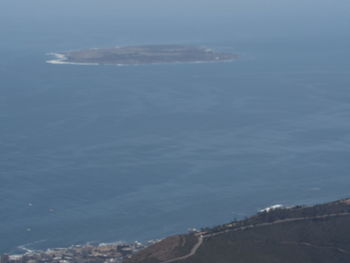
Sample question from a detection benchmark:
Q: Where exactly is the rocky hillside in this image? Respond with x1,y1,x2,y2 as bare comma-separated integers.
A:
126,199,350,263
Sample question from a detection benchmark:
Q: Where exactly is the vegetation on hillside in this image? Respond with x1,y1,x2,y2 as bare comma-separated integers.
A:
127,199,350,263
125,234,197,263
204,199,350,234
184,215,350,263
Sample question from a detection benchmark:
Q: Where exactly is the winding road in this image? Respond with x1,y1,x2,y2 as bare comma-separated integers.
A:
161,235,204,263
160,212,350,263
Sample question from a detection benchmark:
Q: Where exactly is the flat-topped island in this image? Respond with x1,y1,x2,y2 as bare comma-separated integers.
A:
47,45,237,65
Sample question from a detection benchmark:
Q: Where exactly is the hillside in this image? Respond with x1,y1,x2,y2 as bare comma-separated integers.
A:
126,199,350,263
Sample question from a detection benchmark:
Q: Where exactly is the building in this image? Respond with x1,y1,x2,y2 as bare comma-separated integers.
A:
0,255,10,263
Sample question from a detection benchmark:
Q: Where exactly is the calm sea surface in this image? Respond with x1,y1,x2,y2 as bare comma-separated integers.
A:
1,14,350,253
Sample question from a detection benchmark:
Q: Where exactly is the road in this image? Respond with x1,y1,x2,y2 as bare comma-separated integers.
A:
160,235,203,263
160,212,350,263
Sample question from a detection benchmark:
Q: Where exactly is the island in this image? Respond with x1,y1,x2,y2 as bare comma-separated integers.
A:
46,45,238,65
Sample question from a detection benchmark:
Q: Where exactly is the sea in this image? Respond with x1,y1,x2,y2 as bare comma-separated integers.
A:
1,0,350,254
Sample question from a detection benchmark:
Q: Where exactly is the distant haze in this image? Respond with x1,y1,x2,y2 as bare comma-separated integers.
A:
1,0,350,46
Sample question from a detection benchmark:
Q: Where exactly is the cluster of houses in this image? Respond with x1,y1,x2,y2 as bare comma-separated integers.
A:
0,241,155,263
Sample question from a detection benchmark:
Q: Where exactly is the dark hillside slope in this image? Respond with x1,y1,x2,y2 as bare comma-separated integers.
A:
127,199,350,263
184,215,350,263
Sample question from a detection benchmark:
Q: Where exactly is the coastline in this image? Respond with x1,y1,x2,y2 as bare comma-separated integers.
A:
3,240,158,263
45,53,99,66
45,52,236,67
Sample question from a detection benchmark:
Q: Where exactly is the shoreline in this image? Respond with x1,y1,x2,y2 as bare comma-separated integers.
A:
46,53,99,65
5,238,160,256
2,240,159,263
46,52,236,67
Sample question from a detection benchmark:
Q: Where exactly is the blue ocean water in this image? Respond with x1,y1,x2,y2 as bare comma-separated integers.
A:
1,2,350,253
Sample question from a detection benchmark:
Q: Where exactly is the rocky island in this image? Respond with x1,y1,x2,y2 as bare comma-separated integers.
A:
46,45,237,65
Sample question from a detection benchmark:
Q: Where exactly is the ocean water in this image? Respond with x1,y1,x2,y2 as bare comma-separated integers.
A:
1,2,350,253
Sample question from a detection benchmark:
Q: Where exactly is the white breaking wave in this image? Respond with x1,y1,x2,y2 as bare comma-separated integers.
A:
46,60,99,66
45,52,99,66
15,239,48,255
259,204,284,213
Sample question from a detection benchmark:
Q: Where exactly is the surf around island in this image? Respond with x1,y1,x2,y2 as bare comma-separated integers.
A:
46,45,238,66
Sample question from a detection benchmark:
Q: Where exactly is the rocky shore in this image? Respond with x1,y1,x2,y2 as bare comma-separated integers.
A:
0,241,156,263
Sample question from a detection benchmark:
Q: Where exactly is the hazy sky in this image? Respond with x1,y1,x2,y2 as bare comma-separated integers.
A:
0,0,349,47
2,0,349,19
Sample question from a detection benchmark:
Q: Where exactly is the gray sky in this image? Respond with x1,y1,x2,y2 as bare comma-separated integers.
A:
2,0,349,17
1,0,349,42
